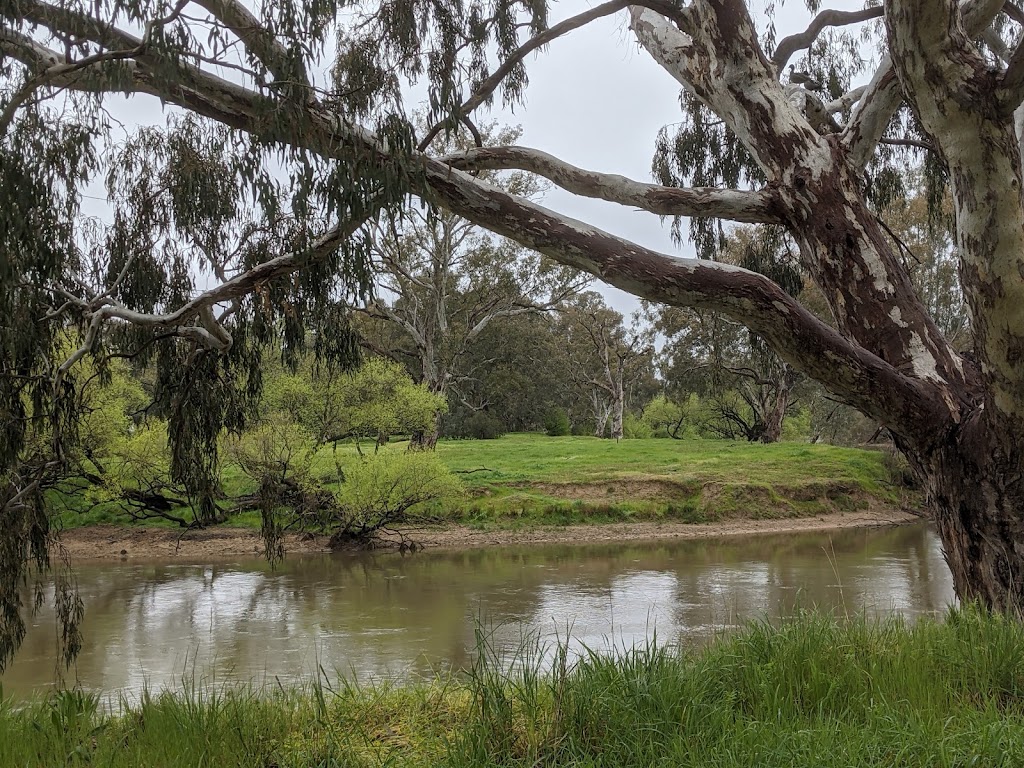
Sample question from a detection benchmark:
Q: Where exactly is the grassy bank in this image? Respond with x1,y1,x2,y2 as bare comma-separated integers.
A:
4,609,1024,766
58,434,915,531
435,434,910,527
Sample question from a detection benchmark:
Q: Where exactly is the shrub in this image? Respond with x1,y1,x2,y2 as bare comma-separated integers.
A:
641,394,684,438
623,413,653,439
328,451,463,548
543,409,571,436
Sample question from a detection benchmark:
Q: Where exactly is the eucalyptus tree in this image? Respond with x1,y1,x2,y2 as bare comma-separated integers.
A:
561,292,654,440
4,0,1024,669
654,226,806,442
360,122,585,447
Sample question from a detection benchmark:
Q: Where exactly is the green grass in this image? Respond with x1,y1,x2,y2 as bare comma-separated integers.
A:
55,434,914,530
434,434,909,527
4,607,1024,766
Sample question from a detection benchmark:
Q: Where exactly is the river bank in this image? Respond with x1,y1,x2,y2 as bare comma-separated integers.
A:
2,608,1020,767
59,504,921,560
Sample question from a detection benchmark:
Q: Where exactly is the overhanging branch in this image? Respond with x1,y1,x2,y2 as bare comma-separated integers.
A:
771,7,884,72
418,161,944,433
439,145,784,223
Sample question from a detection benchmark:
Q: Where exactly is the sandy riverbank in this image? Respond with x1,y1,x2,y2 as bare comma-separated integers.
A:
57,505,923,561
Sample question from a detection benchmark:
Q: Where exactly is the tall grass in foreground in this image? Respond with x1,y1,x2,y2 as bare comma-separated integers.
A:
4,608,1024,766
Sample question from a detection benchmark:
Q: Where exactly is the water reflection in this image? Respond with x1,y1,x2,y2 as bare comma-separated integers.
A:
1,523,953,698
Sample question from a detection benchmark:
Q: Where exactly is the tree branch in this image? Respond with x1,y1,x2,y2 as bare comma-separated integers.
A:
440,145,784,223
841,0,1010,166
840,56,903,168
771,7,884,71
192,0,310,89
420,162,944,433
999,35,1024,110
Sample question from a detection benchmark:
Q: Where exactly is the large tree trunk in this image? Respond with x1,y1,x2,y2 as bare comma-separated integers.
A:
610,371,625,441
918,417,1024,611
409,413,442,450
411,364,445,450
610,398,624,441
592,391,611,438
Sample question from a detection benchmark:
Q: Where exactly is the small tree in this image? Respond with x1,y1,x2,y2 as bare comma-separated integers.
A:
324,452,461,549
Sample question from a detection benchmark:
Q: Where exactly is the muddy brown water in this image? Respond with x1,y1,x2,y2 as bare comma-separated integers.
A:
1,523,952,699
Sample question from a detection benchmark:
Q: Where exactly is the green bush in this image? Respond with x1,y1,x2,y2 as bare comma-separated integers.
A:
543,408,571,436
329,450,463,547
622,412,653,439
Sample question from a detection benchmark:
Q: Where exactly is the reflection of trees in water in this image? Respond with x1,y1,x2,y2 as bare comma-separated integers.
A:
2,524,953,697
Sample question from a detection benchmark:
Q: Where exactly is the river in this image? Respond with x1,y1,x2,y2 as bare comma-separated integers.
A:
1,522,952,699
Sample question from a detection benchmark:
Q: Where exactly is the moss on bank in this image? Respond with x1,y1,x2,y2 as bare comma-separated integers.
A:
3,608,1024,766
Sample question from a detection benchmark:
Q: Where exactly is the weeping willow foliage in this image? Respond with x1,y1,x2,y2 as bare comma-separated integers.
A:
0,0,553,672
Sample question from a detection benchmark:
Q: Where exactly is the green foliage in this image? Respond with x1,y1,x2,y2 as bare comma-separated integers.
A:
450,411,505,440
640,394,683,438
224,416,321,489
327,450,462,546
264,357,444,445
621,412,653,439
781,407,812,441
542,409,570,437
90,423,175,505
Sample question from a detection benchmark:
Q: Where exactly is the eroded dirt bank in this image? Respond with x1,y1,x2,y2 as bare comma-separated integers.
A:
59,505,923,561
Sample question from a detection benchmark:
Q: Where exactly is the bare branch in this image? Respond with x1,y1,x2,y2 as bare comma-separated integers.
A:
440,145,784,223
771,7,884,72
880,137,936,151
823,85,867,114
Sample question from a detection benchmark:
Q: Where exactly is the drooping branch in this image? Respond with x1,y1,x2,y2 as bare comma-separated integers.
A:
54,216,375,391
771,7,884,71
439,145,784,223
0,38,142,137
